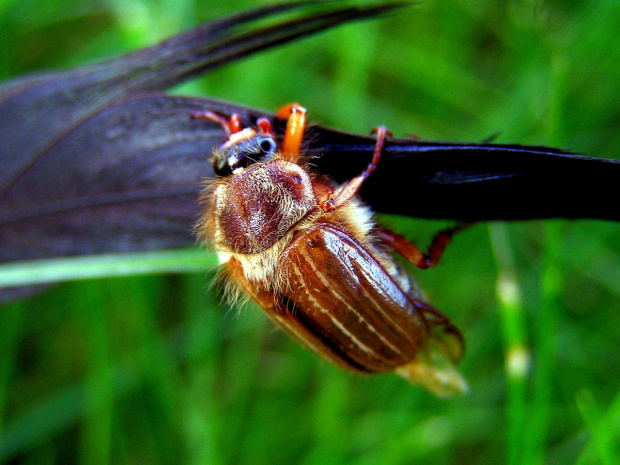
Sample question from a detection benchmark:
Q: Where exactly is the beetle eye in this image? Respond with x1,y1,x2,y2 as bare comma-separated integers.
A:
258,137,277,155
213,134,278,177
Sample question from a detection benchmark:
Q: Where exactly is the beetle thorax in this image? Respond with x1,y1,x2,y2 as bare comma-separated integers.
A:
212,159,318,255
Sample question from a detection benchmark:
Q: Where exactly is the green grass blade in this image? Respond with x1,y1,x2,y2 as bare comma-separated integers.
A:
489,223,531,465
0,249,216,289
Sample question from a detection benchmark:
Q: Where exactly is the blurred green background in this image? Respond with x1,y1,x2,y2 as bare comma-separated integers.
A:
1,0,619,464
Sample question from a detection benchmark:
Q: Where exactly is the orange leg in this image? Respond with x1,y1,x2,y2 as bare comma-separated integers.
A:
276,103,307,162
378,223,470,353
320,126,392,213
376,223,471,269
191,111,242,135
256,117,276,137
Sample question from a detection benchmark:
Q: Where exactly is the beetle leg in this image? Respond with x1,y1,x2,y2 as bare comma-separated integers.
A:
375,223,471,269
320,126,392,213
256,117,276,137
276,103,307,162
191,111,243,135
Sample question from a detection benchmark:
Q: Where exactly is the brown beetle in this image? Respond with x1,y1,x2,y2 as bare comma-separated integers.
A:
193,105,467,396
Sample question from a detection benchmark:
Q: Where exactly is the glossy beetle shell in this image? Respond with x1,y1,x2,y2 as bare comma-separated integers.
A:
195,106,466,396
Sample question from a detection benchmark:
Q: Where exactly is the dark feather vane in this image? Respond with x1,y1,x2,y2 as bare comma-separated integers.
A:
0,2,410,265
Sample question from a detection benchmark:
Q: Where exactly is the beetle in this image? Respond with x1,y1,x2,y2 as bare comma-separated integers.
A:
192,104,467,396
